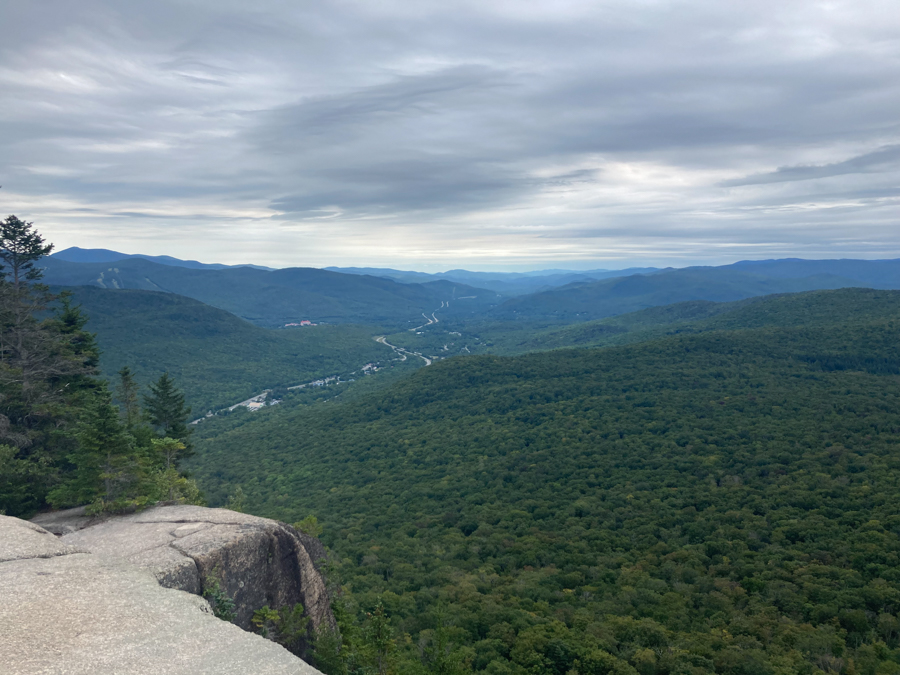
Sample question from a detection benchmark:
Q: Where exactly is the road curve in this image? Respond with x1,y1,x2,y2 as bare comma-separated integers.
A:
375,335,432,365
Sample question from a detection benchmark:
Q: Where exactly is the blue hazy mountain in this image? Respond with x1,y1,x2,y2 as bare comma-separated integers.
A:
491,258,900,322
40,256,499,327
45,252,900,328
51,247,272,271
325,266,662,296
727,258,900,286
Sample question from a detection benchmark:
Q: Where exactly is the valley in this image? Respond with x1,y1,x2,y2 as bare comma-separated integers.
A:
376,335,433,366
12,248,900,675
60,286,396,414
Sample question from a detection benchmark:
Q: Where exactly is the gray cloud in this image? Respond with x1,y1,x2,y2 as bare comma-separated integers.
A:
0,0,898,268
722,145,900,186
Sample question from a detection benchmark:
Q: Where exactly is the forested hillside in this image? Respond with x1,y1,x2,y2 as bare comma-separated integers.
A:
496,288,900,354
189,289,900,675
62,286,392,413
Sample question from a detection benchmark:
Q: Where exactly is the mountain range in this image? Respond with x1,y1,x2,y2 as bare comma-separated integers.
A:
324,266,662,296
22,244,900,675
51,246,273,271
42,252,900,330
41,257,498,328
491,258,900,322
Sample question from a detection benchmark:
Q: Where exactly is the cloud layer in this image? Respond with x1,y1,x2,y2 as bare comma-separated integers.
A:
1,0,898,269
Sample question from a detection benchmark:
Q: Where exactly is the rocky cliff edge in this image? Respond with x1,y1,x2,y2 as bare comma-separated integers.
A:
1,506,332,675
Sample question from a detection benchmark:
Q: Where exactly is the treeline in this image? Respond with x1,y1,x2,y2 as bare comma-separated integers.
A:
0,216,198,517
190,289,900,675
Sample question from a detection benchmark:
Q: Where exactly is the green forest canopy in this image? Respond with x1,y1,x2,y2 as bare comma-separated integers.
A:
189,288,900,675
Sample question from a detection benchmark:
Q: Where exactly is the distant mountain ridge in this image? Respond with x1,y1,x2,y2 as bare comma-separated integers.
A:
51,247,273,271
43,251,900,328
325,265,662,296
491,258,900,322
40,256,499,328
727,257,900,285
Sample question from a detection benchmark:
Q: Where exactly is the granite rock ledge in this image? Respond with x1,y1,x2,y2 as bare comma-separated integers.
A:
33,505,334,640
0,513,323,675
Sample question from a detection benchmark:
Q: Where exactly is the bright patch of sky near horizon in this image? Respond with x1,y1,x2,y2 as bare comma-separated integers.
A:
0,0,898,271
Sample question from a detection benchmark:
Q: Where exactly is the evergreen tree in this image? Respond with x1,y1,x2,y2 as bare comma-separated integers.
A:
151,437,202,504
0,217,200,516
50,293,100,371
48,392,141,510
44,293,103,401
143,372,192,457
115,366,142,430
0,215,58,406
113,365,155,454
0,216,100,515
0,215,54,287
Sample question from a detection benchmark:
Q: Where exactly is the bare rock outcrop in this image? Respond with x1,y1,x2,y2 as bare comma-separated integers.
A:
0,514,85,562
33,505,334,642
0,515,321,675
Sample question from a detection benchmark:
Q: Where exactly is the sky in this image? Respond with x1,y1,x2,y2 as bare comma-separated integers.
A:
0,0,898,271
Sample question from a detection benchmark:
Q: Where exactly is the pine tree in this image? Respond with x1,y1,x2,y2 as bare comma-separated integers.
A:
115,366,142,430
0,215,54,288
143,372,192,458
151,437,202,504
113,365,155,454
0,217,102,516
0,216,59,409
44,293,103,401
51,293,100,370
48,392,140,509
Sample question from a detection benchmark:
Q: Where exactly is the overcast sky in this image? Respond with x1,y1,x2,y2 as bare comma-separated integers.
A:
1,0,898,270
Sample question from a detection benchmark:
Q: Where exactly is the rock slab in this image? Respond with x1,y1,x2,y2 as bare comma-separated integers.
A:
0,515,321,675
34,505,334,642
0,514,85,563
